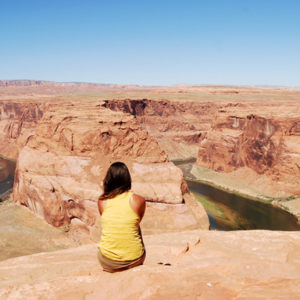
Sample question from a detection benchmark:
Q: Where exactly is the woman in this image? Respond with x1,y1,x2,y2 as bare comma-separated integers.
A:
97,162,146,272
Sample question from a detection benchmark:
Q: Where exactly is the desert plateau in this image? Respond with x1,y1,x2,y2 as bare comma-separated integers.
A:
0,81,299,299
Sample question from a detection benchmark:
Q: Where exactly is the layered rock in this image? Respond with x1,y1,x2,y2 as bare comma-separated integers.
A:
0,101,45,159
92,98,300,199
197,103,300,196
102,99,216,159
3,94,300,213
1,229,300,299
13,102,208,234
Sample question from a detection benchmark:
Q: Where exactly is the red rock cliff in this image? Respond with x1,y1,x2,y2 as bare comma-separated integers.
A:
0,101,45,159
197,105,300,196
13,102,208,234
102,99,217,159
103,98,300,197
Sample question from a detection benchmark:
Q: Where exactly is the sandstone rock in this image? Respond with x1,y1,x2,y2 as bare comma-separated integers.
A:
101,97,300,199
0,101,45,159
102,99,216,160
197,105,300,197
1,230,299,299
141,193,209,234
131,162,183,204
3,91,299,200
13,103,204,235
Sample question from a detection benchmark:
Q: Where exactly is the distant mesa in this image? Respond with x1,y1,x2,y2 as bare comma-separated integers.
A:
0,80,110,87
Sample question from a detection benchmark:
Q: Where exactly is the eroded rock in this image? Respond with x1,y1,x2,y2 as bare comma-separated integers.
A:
0,101,46,159
13,102,208,235
197,106,300,197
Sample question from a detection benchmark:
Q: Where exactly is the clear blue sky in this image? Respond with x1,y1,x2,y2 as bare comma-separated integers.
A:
1,0,300,86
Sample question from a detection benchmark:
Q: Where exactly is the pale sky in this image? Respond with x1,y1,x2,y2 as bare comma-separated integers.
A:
1,0,300,86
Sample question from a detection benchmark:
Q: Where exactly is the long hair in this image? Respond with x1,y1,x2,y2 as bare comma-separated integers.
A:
99,162,131,200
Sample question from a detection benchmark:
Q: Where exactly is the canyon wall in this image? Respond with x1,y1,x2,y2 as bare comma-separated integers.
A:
103,98,300,198
3,96,299,200
2,92,299,231
102,99,217,159
197,104,300,196
0,101,46,159
12,101,208,236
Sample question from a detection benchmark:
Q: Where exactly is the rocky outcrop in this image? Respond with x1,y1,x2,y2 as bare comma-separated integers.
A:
1,85,300,299
1,229,300,299
2,93,300,211
102,99,216,159
0,101,45,159
101,97,300,201
102,98,300,198
13,102,208,234
197,104,300,197
4,96,299,196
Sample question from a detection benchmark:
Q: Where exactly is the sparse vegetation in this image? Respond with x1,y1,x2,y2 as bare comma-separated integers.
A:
192,192,225,219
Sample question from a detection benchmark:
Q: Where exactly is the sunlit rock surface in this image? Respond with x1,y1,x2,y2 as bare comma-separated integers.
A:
1,87,299,201
0,101,46,159
197,104,300,197
1,230,299,299
13,102,208,235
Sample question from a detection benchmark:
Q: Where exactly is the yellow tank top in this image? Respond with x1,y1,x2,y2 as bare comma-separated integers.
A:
99,191,144,261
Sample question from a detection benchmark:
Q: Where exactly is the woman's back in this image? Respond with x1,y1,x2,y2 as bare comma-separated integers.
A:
99,191,144,261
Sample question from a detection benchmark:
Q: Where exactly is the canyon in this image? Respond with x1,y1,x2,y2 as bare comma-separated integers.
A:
100,95,300,207
1,83,300,222
11,101,208,238
0,82,300,299
0,95,209,242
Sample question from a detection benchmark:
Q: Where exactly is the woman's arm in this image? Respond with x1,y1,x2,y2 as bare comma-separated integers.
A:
130,194,146,220
97,199,106,215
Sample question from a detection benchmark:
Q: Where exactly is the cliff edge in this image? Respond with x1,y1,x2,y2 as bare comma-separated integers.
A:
1,230,300,299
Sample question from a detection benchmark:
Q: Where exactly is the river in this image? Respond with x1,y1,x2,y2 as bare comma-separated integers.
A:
174,159,300,231
0,156,16,199
187,179,300,231
1,156,299,231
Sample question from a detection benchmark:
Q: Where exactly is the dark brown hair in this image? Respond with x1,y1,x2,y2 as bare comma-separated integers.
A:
99,162,131,200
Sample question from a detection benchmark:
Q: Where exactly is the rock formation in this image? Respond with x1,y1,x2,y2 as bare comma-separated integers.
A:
1,84,300,299
0,101,45,159
13,102,208,236
2,88,299,196
1,229,300,299
2,92,300,210
102,98,216,159
102,98,300,198
197,103,300,196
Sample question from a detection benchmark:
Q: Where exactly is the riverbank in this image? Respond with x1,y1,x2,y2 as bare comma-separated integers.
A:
191,164,300,223
187,179,300,230
174,159,300,223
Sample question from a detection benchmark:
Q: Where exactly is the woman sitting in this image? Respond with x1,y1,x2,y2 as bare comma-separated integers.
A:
97,161,146,272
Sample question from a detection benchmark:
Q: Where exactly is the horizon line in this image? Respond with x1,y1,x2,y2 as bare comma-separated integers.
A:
0,79,300,90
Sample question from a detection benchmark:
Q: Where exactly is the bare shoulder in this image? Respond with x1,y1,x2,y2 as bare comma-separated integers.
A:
133,194,145,204
131,193,146,220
